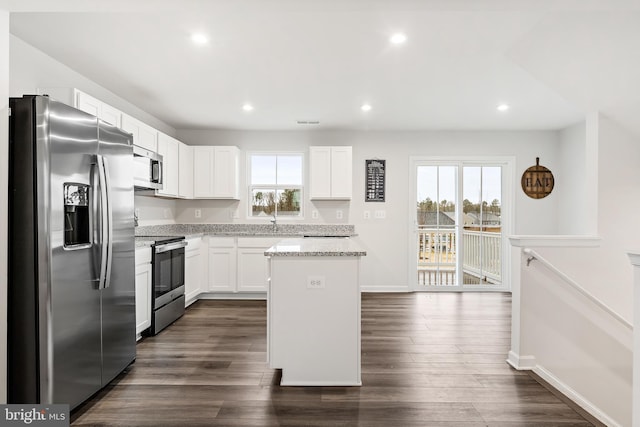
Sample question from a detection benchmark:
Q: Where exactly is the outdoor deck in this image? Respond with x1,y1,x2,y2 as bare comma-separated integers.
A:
417,228,501,287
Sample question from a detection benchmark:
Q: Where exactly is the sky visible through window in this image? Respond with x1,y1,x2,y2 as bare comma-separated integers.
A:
251,155,302,185
417,166,501,207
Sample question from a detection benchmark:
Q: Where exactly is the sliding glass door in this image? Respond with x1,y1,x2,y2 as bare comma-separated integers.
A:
413,160,507,290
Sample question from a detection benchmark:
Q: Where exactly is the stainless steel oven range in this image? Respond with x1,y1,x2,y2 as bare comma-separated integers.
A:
144,236,187,335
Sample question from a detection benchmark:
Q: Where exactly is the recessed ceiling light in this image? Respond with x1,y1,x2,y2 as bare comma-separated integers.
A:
497,104,510,112
242,103,254,112
361,104,372,112
191,33,209,45
390,33,407,45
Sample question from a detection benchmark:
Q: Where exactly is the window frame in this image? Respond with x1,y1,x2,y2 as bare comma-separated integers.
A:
247,151,305,220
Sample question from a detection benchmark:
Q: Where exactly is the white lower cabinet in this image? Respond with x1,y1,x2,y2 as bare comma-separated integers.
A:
208,237,237,292
185,237,203,306
134,246,152,339
237,238,280,292
206,236,279,294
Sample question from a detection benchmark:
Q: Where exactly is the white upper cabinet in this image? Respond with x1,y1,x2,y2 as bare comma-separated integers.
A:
193,146,240,199
193,146,214,198
156,132,180,198
309,146,352,200
39,88,122,127
178,142,194,199
75,91,101,118
100,103,123,129
213,146,240,199
76,91,122,127
121,114,158,152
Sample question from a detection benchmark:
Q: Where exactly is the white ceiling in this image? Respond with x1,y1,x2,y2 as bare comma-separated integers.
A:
7,0,640,134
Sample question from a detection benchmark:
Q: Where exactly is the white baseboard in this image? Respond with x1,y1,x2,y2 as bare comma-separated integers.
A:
532,365,621,427
280,380,362,386
198,292,266,300
506,351,536,370
360,286,410,293
506,352,621,427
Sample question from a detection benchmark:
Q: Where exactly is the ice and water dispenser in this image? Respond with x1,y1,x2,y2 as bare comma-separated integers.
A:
64,183,91,248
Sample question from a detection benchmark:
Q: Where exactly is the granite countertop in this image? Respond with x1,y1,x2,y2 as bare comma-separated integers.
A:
264,238,366,257
135,224,356,238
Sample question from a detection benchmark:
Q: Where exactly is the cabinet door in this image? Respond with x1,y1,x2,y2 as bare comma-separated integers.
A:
135,261,152,337
237,248,269,292
138,123,158,152
74,90,122,127
156,133,179,197
123,115,157,152
193,146,214,198
178,143,194,199
76,91,101,118
331,146,352,199
185,248,202,305
309,147,332,199
100,103,122,127
208,248,237,292
213,146,239,199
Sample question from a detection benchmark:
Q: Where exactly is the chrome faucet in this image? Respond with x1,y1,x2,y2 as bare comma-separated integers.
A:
270,213,278,232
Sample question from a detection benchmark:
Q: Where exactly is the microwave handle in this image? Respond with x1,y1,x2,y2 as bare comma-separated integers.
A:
152,159,163,185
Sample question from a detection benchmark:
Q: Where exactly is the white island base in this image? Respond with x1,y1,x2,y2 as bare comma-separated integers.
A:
266,238,365,386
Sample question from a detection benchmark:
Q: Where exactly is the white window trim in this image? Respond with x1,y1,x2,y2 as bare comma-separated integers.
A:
246,151,306,220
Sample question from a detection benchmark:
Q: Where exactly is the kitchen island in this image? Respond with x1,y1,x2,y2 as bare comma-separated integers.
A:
265,238,366,386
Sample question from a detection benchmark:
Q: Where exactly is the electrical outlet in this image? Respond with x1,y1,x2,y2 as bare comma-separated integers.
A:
163,208,170,219
336,210,343,220
312,210,319,219
374,210,386,219
307,276,325,289
229,209,239,219
195,209,202,218
363,210,370,219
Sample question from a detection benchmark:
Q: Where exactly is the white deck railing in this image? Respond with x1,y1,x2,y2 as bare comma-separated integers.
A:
417,227,501,286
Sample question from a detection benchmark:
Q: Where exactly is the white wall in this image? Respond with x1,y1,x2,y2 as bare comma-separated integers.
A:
177,129,561,290
7,33,565,290
10,34,183,228
520,254,632,426
0,4,9,405
514,116,640,425
9,35,175,136
557,121,587,234
135,194,178,226
535,116,640,320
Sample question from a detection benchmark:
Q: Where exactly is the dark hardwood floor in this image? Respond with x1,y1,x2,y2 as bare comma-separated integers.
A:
72,293,599,426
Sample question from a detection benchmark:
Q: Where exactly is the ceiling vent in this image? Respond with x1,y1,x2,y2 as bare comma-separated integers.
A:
296,120,320,125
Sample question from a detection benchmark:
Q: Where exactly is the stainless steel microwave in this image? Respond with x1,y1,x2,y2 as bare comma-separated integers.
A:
133,145,163,190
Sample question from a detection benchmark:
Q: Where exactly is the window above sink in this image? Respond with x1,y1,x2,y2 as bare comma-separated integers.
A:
248,153,304,219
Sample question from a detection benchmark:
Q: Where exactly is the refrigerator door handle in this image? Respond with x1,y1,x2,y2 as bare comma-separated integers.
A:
96,155,113,289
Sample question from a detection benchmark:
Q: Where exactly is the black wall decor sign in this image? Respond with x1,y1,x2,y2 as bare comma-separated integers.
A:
365,159,386,202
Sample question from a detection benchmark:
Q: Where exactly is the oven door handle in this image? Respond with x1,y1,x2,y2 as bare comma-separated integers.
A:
155,241,188,253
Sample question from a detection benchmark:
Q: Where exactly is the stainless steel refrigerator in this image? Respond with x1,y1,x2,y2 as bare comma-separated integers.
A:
8,95,136,410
